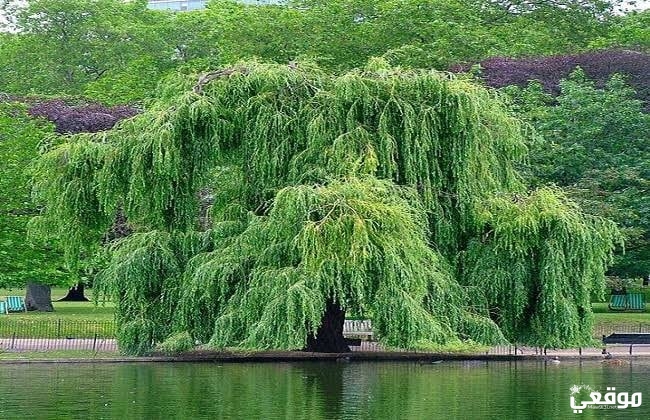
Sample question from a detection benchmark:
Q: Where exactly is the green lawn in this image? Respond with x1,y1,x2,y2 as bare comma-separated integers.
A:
0,350,118,360
592,301,650,338
1,301,115,322
1,288,115,338
0,287,114,321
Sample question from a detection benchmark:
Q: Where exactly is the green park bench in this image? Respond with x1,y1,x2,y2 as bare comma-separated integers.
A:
609,294,626,311
0,300,7,314
626,293,646,311
608,293,645,312
6,296,26,312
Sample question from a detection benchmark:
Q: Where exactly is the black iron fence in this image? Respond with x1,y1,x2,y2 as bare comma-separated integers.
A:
1,319,649,354
594,323,650,338
0,320,117,352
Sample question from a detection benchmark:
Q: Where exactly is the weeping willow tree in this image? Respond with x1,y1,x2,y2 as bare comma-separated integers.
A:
31,61,620,354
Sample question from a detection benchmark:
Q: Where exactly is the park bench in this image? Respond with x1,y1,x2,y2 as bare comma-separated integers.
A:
6,296,26,312
602,333,650,344
602,333,650,355
344,338,362,346
608,293,645,312
0,300,7,314
343,320,372,348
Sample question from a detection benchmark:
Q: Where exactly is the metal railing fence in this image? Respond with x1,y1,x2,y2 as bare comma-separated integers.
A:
0,320,117,351
1,319,649,354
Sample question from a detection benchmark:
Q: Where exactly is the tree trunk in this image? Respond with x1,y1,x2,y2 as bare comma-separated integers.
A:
304,299,350,353
25,282,54,312
59,283,88,301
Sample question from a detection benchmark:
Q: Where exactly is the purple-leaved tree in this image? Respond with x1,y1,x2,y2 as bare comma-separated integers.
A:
453,49,649,109
28,100,139,134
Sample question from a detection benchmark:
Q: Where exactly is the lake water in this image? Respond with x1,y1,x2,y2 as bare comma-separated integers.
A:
1,360,649,419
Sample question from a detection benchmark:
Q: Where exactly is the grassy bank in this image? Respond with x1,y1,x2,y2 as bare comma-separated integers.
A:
1,300,115,322
592,302,650,337
0,350,118,360
1,288,115,338
1,287,114,320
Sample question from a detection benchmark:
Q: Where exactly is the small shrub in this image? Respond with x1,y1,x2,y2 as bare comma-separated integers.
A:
156,331,195,354
606,276,636,294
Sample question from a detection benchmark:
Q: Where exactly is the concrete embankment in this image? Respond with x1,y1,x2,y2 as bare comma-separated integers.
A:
2,344,650,364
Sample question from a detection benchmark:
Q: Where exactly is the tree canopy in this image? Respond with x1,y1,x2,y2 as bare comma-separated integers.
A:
0,0,638,104
30,62,620,354
504,69,650,278
0,103,70,288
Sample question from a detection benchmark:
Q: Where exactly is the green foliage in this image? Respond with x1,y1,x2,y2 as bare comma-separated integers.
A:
590,9,650,51
0,103,71,288
33,62,619,354
535,69,649,184
0,0,631,105
93,230,206,351
156,331,195,354
506,69,650,278
462,187,620,347
0,0,198,103
82,57,164,105
29,135,114,264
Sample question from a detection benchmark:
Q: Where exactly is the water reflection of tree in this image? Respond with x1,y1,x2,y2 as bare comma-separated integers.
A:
299,363,346,419
4,361,650,418
105,362,347,419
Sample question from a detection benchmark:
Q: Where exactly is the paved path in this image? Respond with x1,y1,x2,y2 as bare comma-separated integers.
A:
0,338,117,351
4,337,650,359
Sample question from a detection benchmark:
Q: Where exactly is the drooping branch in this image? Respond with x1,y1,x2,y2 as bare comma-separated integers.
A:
193,67,250,94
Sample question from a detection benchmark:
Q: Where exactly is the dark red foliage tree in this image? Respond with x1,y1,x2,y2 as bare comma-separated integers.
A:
28,99,139,134
453,50,650,108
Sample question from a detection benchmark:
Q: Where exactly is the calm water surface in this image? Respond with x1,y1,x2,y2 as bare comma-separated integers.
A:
1,360,649,419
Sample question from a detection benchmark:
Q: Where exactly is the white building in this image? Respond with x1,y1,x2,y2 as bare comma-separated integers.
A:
147,0,284,11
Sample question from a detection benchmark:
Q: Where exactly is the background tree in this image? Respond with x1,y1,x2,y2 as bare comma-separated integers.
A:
0,98,138,308
460,49,650,109
0,0,633,103
292,0,620,70
503,69,650,279
0,0,180,103
589,9,650,51
0,102,70,310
